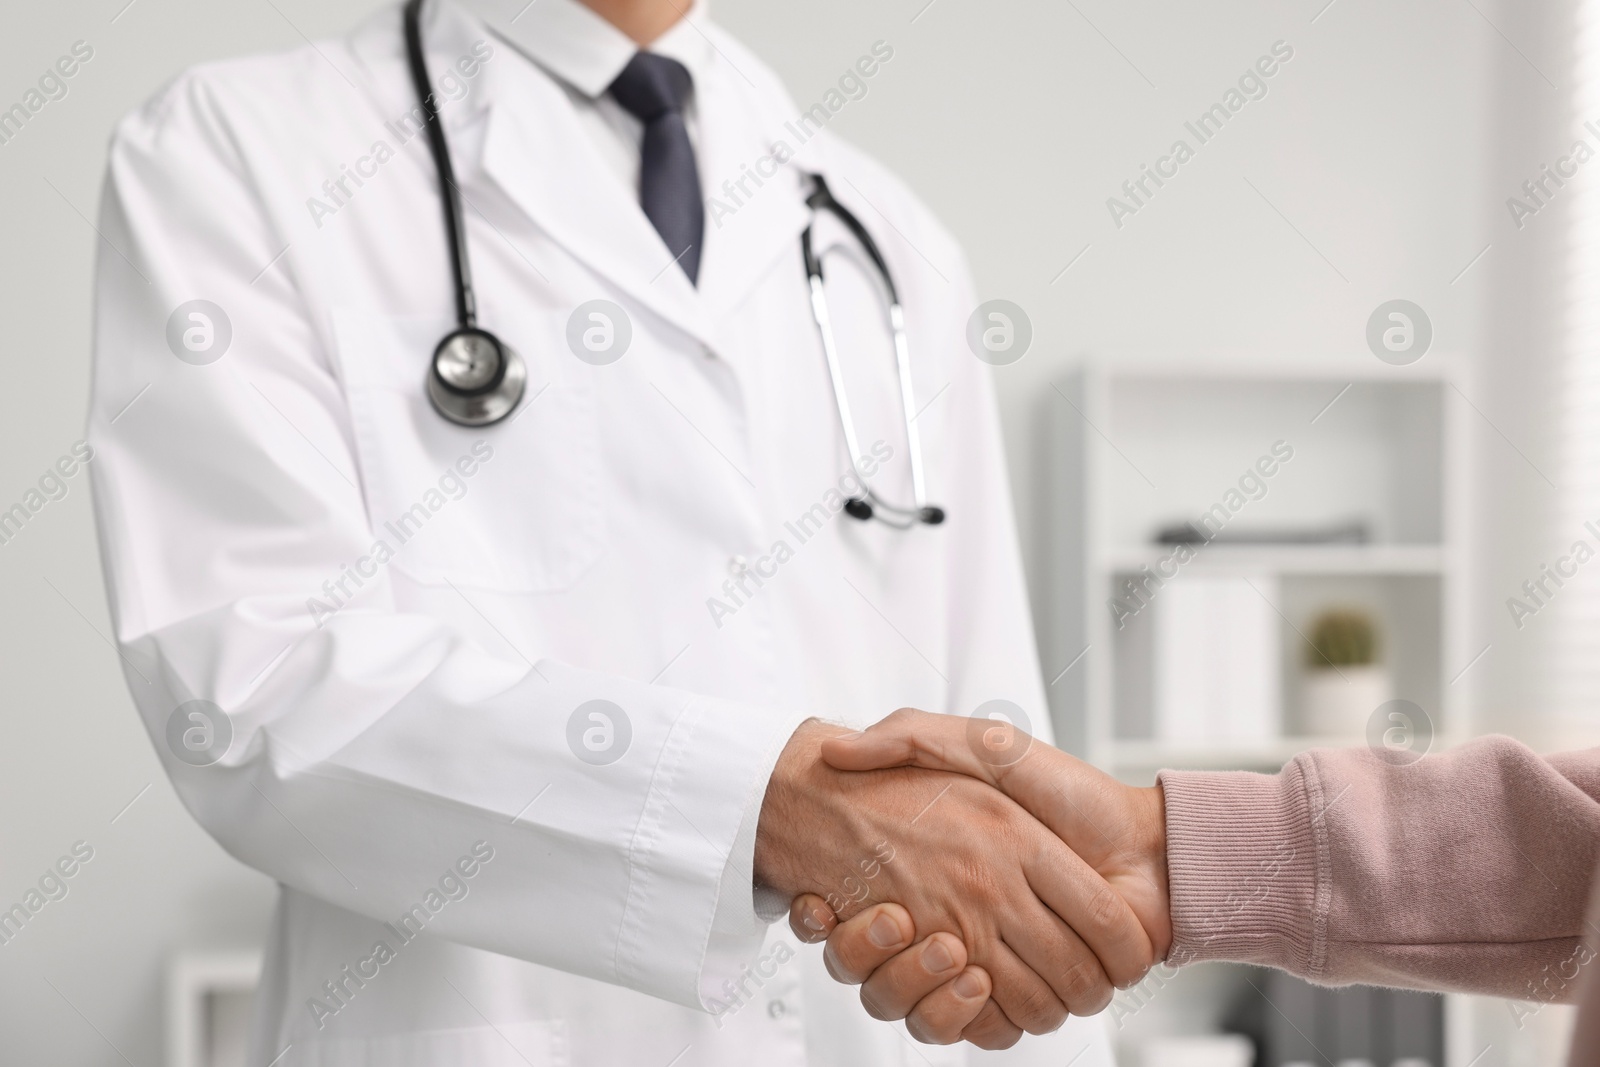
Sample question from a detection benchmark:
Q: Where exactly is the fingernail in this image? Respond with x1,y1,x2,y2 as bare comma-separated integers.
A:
802,912,825,933
922,939,954,973
953,971,985,1000
868,912,904,948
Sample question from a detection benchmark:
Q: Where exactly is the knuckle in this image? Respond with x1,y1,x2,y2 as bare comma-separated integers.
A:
950,855,1002,907
1106,954,1151,990
1121,958,1154,988
964,1008,1023,1051
1058,959,1110,1011
887,707,921,728
967,778,1016,820
1085,884,1128,935
1007,985,1065,1035
823,943,865,985
924,932,966,973
1076,980,1115,1016
905,1010,958,1045
858,984,897,1021
788,902,830,944
828,913,900,981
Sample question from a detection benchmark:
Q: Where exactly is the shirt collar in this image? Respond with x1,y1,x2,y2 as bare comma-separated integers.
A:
457,0,714,100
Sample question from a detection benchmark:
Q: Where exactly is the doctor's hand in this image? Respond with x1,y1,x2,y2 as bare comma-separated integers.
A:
785,709,1172,1046
755,718,1155,1047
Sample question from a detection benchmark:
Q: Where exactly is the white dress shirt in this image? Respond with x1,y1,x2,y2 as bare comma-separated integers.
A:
461,0,708,198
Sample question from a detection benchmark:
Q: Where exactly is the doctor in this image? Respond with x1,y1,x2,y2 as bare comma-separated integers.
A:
88,0,1141,1063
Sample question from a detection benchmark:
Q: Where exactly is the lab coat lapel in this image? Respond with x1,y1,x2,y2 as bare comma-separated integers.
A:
476,47,718,351
692,61,811,331
383,2,810,357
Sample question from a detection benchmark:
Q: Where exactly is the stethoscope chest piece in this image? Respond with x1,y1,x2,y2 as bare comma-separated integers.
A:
427,327,526,427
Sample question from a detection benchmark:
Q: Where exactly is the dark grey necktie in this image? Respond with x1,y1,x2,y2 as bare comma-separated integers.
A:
608,52,704,285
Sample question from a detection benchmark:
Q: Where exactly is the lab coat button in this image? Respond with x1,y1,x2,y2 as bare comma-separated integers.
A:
728,554,749,574
767,999,786,1019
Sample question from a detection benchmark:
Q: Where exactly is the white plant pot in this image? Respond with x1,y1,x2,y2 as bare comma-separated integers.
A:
1299,665,1391,739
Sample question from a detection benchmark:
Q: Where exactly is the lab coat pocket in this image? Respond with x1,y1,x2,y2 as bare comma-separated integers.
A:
330,307,606,592
300,1022,568,1066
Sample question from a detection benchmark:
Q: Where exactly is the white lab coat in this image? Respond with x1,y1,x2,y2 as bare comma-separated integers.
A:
87,2,1115,1064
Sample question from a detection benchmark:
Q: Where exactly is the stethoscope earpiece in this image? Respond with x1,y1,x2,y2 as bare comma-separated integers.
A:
843,496,946,527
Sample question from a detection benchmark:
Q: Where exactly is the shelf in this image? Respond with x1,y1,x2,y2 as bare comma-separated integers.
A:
1108,735,1362,770
1108,733,1469,771
1091,360,1462,385
166,949,262,1067
1104,543,1447,576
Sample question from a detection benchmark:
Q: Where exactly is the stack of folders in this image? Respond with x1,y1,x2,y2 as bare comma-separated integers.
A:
1153,576,1281,747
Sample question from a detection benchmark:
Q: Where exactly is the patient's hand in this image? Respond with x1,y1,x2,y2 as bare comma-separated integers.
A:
791,897,1005,1045
757,717,1156,1047
787,709,1171,1045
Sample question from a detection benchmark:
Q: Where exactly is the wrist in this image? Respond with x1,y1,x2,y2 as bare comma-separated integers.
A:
1131,781,1173,958
753,717,840,893
1136,782,1167,866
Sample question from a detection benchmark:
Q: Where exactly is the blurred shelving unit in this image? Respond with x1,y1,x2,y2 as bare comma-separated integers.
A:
166,950,260,1067
1041,361,1481,1066
1043,361,1473,776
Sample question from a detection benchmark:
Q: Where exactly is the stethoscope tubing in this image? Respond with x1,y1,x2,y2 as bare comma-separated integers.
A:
407,0,526,427
404,0,475,332
801,176,943,527
405,0,942,522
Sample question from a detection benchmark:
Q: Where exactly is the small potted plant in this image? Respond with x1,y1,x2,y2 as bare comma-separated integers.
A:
1300,607,1391,737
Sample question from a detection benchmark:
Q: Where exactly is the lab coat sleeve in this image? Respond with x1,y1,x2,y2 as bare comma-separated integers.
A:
87,71,800,1011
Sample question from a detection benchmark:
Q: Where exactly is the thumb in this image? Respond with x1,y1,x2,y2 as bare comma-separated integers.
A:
818,720,921,772
820,709,1000,783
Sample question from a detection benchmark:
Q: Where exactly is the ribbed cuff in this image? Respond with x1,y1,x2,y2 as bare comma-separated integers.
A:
1156,757,1327,978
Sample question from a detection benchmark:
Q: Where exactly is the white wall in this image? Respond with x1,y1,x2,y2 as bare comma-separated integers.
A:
0,0,1553,1062
721,0,1499,689
1474,0,1587,747
0,6,390,1063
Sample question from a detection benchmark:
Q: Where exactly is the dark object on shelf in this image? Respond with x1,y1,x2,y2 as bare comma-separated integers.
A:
1155,519,1371,546
1226,968,1443,1067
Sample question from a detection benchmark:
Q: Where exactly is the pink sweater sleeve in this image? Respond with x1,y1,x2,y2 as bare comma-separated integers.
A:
1157,735,1600,1000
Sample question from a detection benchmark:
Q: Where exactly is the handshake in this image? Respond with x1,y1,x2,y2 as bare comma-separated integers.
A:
752,709,1172,1050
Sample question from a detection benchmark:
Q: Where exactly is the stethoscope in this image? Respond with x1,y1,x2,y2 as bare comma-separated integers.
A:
404,0,943,527
800,177,944,528
405,0,525,427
